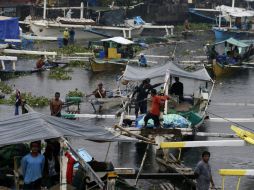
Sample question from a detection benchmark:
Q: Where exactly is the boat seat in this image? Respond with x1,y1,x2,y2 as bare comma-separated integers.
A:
13,156,23,190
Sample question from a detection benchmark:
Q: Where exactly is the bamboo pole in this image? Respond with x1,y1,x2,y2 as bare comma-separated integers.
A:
135,144,150,186
114,125,154,143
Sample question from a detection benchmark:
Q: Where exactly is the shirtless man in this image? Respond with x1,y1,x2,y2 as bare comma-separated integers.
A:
50,92,63,117
93,83,106,98
87,83,106,112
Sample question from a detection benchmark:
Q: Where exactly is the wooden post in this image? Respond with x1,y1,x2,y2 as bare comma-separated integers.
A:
43,0,47,20
163,70,170,115
1,60,5,70
60,140,67,190
128,29,131,38
80,2,84,19
12,61,16,71
123,30,126,38
165,27,169,36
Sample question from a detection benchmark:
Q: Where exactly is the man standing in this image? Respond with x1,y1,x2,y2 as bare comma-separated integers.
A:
63,28,69,46
143,89,169,128
50,92,63,117
21,141,45,190
133,78,163,118
170,77,184,102
15,89,22,115
69,27,75,45
194,151,215,190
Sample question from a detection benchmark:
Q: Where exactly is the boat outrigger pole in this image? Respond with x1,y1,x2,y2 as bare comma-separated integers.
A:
43,0,47,20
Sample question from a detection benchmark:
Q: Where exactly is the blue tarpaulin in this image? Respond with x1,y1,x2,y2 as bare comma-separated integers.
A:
0,17,19,40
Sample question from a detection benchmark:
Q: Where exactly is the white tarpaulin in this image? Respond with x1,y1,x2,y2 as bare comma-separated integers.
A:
101,36,134,45
123,62,212,82
0,112,136,147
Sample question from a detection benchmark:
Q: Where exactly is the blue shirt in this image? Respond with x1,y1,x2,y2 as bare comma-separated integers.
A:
139,56,147,66
21,153,45,184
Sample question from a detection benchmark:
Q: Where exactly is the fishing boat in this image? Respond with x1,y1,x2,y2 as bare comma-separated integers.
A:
24,1,144,40
0,56,67,77
88,37,137,72
188,0,254,40
206,37,254,77
117,61,214,135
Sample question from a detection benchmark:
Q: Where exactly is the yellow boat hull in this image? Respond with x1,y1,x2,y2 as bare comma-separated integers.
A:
89,58,127,72
212,61,237,77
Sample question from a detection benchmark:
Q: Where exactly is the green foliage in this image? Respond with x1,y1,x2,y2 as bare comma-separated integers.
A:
48,67,72,80
175,22,212,32
69,60,87,67
56,45,91,55
67,88,84,97
0,82,13,94
0,92,49,107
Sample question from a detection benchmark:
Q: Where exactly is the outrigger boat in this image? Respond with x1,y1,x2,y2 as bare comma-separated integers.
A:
115,61,214,135
188,0,254,40
88,37,138,72
206,37,254,77
160,125,254,190
24,1,144,40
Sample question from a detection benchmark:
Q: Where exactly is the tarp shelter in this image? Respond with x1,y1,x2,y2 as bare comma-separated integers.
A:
0,112,136,147
214,38,250,48
101,37,134,45
123,61,212,82
0,16,19,41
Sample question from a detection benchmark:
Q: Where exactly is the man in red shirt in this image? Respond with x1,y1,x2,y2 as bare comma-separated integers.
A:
144,89,170,128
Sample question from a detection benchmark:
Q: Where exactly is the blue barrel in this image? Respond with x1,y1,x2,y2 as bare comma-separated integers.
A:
99,50,105,59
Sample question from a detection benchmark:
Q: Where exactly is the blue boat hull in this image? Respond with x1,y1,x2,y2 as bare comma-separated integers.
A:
213,28,253,41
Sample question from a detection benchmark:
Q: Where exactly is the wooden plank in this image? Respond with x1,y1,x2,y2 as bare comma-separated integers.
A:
160,140,246,148
114,124,154,143
0,56,17,61
140,128,182,136
3,49,57,56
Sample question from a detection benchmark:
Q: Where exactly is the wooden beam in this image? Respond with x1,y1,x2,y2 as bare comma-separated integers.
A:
160,140,246,149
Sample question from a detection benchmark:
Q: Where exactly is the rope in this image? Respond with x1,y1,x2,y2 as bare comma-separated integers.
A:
206,111,254,133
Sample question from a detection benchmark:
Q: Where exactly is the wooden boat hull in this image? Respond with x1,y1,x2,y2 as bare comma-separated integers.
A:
212,61,237,77
213,27,254,40
89,58,127,72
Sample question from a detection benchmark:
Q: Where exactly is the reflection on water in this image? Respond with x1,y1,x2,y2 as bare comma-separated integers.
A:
1,32,254,189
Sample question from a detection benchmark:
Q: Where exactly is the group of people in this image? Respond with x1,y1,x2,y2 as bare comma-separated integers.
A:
63,27,75,46
133,77,183,128
21,141,60,190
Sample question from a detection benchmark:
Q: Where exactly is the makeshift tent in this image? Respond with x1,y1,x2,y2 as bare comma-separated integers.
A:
0,112,136,147
123,62,212,82
214,38,250,48
101,37,134,45
0,16,19,40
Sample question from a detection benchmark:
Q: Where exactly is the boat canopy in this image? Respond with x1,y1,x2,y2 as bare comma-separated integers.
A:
229,11,254,17
0,16,20,40
123,61,212,82
215,5,254,17
0,112,136,147
101,37,134,45
214,38,250,48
